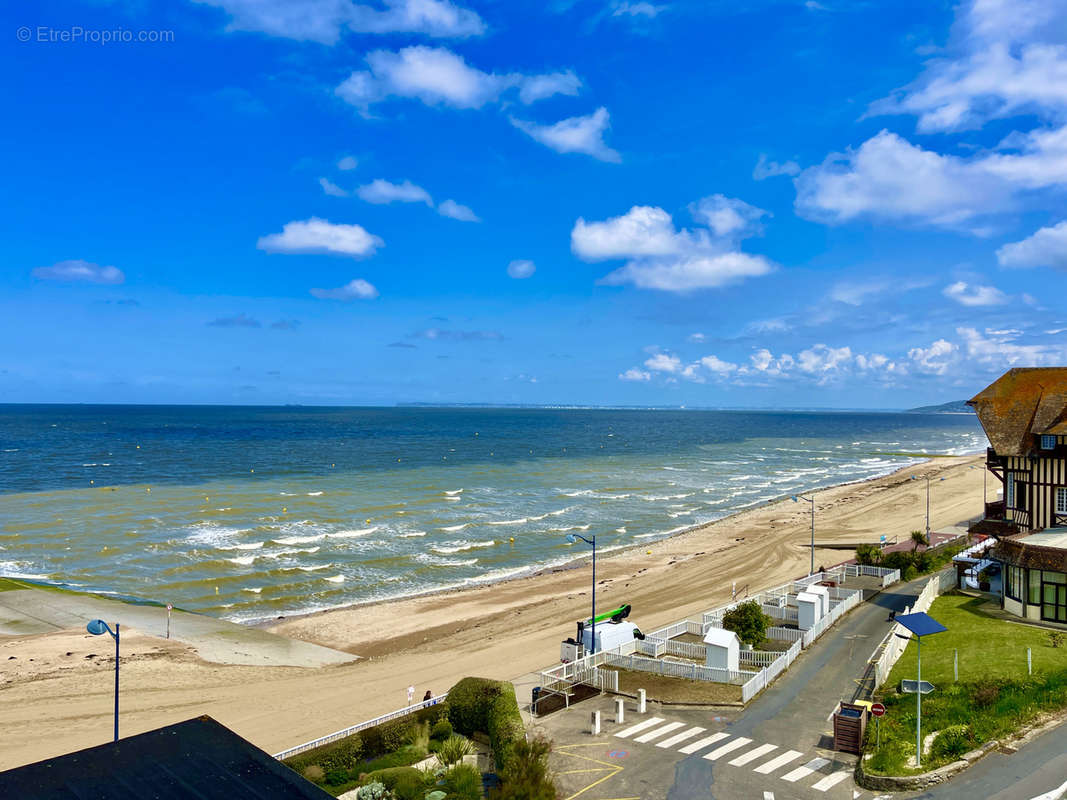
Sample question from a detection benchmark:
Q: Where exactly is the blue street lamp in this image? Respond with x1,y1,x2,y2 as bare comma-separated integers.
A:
87,619,120,742
566,533,597,654
893,612,948,769
792,494,815,575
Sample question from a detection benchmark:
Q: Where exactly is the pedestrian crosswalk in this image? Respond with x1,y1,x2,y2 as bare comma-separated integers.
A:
614,717,852,794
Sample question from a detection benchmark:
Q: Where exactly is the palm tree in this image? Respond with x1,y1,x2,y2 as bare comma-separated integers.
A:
910,530,929,552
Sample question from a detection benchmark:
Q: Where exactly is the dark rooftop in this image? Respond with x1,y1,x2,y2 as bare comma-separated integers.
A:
0,716,333,800
968,367,1067,456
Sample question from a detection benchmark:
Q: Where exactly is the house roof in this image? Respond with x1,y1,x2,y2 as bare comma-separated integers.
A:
967,368,1067,456
0,716,333,800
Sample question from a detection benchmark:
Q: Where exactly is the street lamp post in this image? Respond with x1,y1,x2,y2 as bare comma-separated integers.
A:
566,533,597,654
791,494,815,575
893,612,948,769
86,619,120,742
910,475,945,537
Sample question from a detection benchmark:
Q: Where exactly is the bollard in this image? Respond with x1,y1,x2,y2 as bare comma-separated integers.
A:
1028,647,1032,676
953,648,958,682
591,710,601,735
615,697,625,724
637,688,646,714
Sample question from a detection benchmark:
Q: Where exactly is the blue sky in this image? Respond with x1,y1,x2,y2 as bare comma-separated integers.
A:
3,0,1066,407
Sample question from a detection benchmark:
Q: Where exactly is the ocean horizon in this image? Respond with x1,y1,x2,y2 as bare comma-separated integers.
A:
0,405,984,623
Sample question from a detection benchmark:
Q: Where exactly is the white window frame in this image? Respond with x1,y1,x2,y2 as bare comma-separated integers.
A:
1057,487,1067,515
1041,435,1057,450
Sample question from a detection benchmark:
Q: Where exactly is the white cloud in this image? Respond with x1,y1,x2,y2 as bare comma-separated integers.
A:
869,0,1067,133
829,279,888,306
571,202,774,292
612,2,666,17
310,278,379,300
31,259,124,284
507,259,536,279
997,220,1067,269
687,332,706,343
437,198,480,222
644,352,681,373
510,107,620,163
618,367,651,382
942,280,1008,306
357,178,433,205
257,217,384,257
699,355,738,375
957,325,1066,366
516,71,582,104
753,153,800,180
194,0,486,45
908,339,958,375
689,194,768,238
337,155,358,170
795,344,852,375
336,46,578,112
319,177,349,197
794,130,1004,229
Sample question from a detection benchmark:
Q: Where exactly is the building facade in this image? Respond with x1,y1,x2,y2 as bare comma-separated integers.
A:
968,368,1067,625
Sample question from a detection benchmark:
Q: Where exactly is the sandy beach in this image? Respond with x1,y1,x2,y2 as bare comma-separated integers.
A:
0,454,985,770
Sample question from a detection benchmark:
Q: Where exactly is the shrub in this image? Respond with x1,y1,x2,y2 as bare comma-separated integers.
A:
301,765,324,784
491,735,557,800
380,718,415,752
325,769,349,787
321,733,363,774
931,725,973,759
448,677,524,772
356,782,389,800
364,766,423,790
855,544,881,566
360,748,425,774
438,734,476,767
721,600,771,648
1050,632,1065,648
431,719,454,740
392,771,427,800
443,763,482,800
972,681,1001,708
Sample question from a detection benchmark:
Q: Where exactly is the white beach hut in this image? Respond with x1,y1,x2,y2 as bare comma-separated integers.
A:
807,584,830,618
702,627,740,672
796,590,822,631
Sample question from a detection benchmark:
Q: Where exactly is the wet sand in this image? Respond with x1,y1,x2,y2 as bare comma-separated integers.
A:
0,455,984,769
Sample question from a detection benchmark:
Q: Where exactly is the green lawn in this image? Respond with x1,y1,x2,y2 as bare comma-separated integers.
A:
866,592,1067,776
886,593,1066,685
0,577,25,591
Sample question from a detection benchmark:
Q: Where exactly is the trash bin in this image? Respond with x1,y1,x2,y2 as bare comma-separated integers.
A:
531,686,541,713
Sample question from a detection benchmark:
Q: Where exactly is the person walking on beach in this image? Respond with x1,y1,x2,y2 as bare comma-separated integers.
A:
423,690,432,702
407,685,415,705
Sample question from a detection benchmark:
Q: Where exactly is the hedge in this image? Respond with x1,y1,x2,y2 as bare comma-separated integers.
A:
447,677,524,771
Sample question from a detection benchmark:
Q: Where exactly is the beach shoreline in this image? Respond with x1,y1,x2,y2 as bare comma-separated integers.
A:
0,453,986,770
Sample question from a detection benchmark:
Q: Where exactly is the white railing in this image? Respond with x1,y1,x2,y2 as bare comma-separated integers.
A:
665,639,706,660
882,568,901,587
273,694,449,761
801,591,861,647
637,637,666,657
869,570,952,688
739,649,780,668
766,626,804,643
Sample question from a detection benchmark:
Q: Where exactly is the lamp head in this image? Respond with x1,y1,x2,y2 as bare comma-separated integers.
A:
566,534,577,544
791,495,799,502
87,619,109,636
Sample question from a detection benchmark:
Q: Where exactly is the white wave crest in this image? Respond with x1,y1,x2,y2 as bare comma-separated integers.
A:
432,540,496,554
324,574,345,583
489,518,527,526
439,523,469,532
330,527,377,539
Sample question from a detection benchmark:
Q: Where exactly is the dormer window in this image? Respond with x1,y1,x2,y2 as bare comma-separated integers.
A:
1041,435,1056,450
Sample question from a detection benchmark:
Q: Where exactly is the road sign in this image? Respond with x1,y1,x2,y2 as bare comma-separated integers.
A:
871,702,886,717
166,603,173,611
900,679,935,694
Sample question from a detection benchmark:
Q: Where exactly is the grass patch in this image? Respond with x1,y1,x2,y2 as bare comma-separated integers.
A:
0,578,26,592
865,592,1067,775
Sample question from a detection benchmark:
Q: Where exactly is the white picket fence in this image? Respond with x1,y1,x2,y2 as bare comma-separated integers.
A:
665,639,707,660
766,626,804,643
272,694,449,761
600,651,755,685
741,639,803,702
739,649,782,668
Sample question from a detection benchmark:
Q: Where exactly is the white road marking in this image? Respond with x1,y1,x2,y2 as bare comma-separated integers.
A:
614,716,664,738
781,757,831,782
702,737,752,761
728,742,777,766
753,749,803,774
1030,779,1067,800
812,771,851,791
764,793,775,800
656,726,706,748
634,721,685,743
677,732,729,755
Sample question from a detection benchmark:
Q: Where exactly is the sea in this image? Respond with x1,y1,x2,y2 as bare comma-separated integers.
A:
0,405,985,623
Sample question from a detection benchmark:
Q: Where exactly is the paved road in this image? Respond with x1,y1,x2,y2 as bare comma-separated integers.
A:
0,587,357,667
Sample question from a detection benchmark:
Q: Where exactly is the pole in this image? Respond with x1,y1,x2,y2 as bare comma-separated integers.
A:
954,648,958,682
876,716,880,750
1028,647,1032,676
926,477,931,537
916,636,922,769
114,623,120,743
810,498,815,576
166,606,171,639
591,536,597,655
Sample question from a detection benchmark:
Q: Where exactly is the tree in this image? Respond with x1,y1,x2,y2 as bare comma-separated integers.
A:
910,530,929,553
721,600,771,648
855,544,882,566
491,736,558,800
